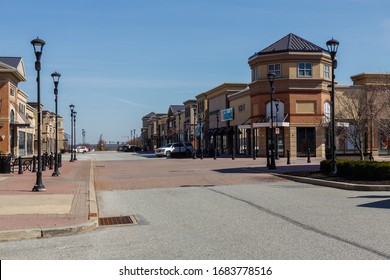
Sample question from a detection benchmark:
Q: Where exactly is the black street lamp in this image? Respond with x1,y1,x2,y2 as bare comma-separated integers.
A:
198,114,204,159
73,111,77,161
177,110,181,142
267,72,277,170
31,37,46,192
51,71,61,177
69,104,75,162
275,99,280,160
326,38,340,175
192,105,197,159
216,112,220,158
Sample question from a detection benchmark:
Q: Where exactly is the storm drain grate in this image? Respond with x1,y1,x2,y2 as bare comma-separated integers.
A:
98,215,137,226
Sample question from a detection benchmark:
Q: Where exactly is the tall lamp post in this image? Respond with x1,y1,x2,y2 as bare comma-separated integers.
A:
69,105,75,162
31,37,46,192
275,99,280,160
198,114,204,159
326,38,339,175
73,111,77,161
267,72,276,170
216,112,220,157
51,71,61,176
192,105,197,159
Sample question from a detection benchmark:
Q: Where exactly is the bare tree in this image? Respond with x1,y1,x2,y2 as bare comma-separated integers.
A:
335,75,390,160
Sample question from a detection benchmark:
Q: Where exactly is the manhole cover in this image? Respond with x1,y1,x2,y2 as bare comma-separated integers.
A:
98,215,137,226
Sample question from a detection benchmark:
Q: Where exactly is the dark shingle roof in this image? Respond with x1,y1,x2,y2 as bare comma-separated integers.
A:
169,105,185,113
249,33,326,59
0,57,22,68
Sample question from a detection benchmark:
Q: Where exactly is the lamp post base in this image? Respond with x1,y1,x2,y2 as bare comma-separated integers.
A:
52,171,61,177
32,172,46,192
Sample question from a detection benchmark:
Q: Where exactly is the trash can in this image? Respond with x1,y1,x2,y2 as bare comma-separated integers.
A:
0,154,11,174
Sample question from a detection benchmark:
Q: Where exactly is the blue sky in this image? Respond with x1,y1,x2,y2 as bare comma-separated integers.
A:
1,0,390,144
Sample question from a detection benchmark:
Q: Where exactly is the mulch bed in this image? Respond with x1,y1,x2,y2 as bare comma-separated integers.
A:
285,171,390,185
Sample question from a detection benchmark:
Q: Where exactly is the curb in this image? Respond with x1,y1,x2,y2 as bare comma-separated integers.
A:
0,159,99,242
0,220,98,242
275,173,390,191
88,159,99,219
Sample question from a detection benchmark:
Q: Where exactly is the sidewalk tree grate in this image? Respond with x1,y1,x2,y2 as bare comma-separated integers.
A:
98,215,137,226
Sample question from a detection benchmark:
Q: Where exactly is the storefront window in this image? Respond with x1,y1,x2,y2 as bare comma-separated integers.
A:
27,133,33,155
18,131,26,156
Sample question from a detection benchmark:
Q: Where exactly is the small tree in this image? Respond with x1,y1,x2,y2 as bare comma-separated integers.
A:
96,134,106,151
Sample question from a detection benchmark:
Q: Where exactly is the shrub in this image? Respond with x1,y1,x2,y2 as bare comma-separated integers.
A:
320,159,390,181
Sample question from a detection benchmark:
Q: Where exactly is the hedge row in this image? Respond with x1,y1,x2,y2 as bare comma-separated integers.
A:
320,159,390,181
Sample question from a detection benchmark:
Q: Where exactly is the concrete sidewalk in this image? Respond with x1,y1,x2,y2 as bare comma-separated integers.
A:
0,159,97,241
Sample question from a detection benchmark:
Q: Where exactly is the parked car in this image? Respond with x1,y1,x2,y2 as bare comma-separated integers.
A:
123,145,142,152
76,146,89,153
155,143,193,158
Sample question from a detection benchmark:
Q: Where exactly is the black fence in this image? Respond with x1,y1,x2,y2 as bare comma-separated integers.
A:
0,153,62,174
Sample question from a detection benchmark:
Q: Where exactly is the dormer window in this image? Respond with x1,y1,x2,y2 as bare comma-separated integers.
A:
298,62,312,77
268,64,281,77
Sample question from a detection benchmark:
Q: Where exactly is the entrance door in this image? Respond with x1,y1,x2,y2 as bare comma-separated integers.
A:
297,127,316,157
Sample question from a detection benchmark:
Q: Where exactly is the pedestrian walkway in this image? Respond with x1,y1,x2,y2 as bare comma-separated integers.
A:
0,159,97,241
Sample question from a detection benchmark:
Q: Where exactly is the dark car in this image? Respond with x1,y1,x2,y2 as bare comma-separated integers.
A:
123,145,142,152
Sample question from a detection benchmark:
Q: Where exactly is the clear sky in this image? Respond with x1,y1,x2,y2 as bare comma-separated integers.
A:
1,0,390,144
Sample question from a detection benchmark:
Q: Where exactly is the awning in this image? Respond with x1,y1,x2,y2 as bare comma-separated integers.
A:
239,122,290,129
11,112,34,128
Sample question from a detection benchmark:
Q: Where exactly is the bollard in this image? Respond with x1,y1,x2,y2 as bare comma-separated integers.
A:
18,156,23,174
214,148,217,160
42,154,46,171
266,149,270,167
307,148,311,163
58,153,62,167
49,154,53,170
287,150,291,165
32,156,37,172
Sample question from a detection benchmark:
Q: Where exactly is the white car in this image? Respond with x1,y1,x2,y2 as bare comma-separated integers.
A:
155,143,193,157
76,146,89,153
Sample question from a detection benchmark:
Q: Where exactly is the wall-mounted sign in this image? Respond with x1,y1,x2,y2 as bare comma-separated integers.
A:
221,108,233,122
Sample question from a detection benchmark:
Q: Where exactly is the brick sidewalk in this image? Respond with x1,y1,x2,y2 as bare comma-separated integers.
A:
0,159,96,240
94,156,322,191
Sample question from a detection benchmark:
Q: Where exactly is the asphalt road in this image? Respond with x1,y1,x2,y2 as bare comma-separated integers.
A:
0,152,389,259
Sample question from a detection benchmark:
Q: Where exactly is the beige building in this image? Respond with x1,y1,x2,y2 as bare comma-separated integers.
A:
0,57,36,156
248,33,333,158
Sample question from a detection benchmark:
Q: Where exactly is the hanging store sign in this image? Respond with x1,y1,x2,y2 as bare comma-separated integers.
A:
221,108,233,122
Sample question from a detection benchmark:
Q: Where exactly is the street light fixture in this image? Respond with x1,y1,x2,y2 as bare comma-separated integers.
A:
69,104,75,162
267,72,277,170
31,37,46,192
326,38,339,175
51,71,61,176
